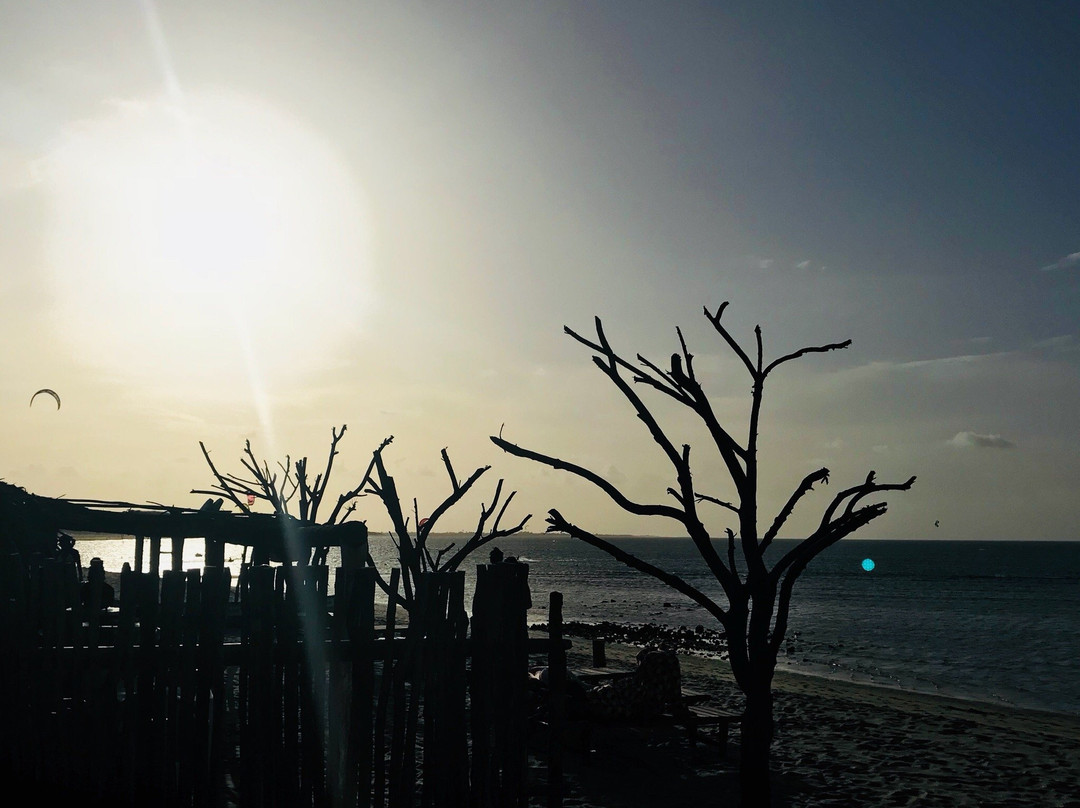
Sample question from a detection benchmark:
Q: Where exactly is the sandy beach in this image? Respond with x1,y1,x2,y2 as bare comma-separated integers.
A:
545,634,1080,808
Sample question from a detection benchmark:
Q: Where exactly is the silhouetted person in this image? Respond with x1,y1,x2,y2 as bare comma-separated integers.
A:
81,557,115,609
57,532,82,581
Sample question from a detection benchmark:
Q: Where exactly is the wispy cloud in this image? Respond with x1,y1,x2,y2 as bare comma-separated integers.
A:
1031,334,1076,351
947,431,1016,449
1040,251,1080,272
795,259,811,269
890,351,1012,371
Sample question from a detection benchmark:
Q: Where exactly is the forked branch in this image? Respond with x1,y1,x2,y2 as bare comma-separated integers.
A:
761,467,831,550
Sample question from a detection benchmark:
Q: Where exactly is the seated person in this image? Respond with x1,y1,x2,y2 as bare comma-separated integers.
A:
80,557,116,609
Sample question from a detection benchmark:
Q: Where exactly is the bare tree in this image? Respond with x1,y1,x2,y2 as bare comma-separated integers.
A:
193,425,368,564
362,437,531,613
491,303,914,807
195,428,531,613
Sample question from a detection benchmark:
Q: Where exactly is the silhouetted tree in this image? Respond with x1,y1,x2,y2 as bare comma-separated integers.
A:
195,428,530,613
193,425,365,564
491,303,914,807
361,436,531,613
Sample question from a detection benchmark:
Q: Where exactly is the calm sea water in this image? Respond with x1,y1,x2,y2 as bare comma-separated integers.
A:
73,533,1080,716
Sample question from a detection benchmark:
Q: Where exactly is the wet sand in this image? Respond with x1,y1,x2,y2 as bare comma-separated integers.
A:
542,635,1080,808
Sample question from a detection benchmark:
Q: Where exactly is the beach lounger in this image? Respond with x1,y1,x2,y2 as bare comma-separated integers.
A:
572,649,744,760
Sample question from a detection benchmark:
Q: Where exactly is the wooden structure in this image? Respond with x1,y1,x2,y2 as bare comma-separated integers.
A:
0,548,564,807
0,481,368,570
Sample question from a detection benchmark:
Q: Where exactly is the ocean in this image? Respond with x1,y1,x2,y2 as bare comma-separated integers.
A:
72,533,1080,717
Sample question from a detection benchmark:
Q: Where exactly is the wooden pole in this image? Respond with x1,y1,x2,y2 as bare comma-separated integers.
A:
591,637,606,668
149,535,161,576
372,568,400,808
547,592,566,808
172,535,185,572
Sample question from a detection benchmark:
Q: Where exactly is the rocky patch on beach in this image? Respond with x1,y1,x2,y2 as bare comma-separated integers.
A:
531,620,728,658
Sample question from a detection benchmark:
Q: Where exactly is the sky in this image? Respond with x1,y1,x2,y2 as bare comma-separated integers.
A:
2,1,1078,541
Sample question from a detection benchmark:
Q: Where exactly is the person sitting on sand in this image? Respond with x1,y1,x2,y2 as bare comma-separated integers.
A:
587,645,682,721
80,557,115,609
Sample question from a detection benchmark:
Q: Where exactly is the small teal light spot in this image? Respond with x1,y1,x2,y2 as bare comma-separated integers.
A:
861,558,875,572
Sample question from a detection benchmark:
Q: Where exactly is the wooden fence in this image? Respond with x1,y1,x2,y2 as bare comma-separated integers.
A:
0,553,564,808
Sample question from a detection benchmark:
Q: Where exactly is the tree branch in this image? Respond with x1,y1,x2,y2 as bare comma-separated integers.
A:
703,303,756,377
764,340,852,377
817,471,917,534
771,473,915,584
768,502,890,657
416,464,490,545
307,424,346,524
491,435,687,523
695,492,741,514
326,435,393,526
761,468,831,550
547,510,727,623
564,325,691,406
438,479,531,572
440,447,460,492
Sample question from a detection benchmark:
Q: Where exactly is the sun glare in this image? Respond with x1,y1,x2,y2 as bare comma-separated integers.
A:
44,91,373,394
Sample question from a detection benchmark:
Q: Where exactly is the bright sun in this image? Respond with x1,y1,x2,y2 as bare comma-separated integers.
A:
44,90,373,395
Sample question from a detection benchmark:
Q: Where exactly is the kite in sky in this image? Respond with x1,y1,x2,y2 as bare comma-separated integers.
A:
29,388,61,410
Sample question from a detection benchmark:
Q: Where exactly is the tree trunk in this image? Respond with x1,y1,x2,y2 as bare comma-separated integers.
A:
739,680,774,808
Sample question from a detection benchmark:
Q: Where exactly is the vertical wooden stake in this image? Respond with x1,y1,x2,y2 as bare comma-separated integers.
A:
548,592,565,808
591,637,606,668
149,536,161,576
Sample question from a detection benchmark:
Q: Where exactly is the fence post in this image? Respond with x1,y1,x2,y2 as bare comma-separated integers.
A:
372,568,400,808
547,593,565,808
239,564,277,808
149,536,162,576
333,565,376,808
199,566,231,808
417,571,468,808
469,561,532,808
591,638,606,668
